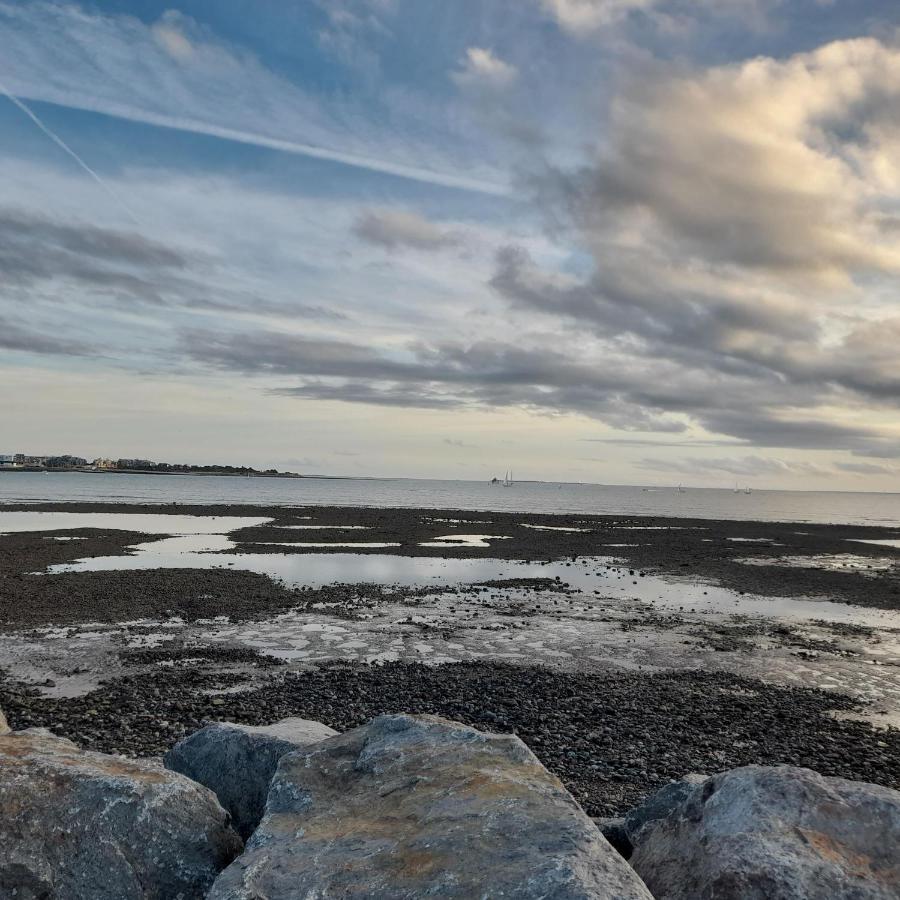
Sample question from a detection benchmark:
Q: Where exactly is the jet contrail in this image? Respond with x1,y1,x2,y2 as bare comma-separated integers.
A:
1,87,509,197
0,80,140,224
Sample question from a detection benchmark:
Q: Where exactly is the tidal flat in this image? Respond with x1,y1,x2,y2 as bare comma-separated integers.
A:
1,501,899,815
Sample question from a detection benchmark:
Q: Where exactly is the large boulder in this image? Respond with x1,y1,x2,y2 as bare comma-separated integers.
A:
623,773,708,844
164,717,338,840
0,729,242,899
631,765,900,899
209,714,653,899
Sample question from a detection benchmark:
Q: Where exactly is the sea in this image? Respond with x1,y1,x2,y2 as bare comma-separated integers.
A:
1,471,899,527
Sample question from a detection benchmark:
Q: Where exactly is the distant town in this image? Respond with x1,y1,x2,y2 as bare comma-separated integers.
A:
0,453,301,478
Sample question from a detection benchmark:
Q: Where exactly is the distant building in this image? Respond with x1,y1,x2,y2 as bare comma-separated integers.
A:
0,455,17,467
92,458,117,469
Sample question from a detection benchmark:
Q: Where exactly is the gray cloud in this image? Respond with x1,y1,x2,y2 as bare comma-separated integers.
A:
353,208,461,251
0,207,341,320
182,325,900,456
0,316,94,357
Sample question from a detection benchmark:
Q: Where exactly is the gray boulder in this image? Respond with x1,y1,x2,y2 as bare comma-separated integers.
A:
624,772,708,844
631,765,900,899
209,713,653,899
164,717,338,839
0,707,8,735
0,728,242,899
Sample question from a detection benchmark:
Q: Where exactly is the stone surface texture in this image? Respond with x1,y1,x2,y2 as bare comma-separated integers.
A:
0,707,8,735
631,765,900,899
164,717,337,839
624,773,708,843
209,713,653,899
0,729,242,900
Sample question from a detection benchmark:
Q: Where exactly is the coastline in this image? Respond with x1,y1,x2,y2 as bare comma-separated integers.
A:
0,468,305,479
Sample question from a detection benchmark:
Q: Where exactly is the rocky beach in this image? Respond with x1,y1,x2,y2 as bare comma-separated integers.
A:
1,501,899,814
1,500,900,895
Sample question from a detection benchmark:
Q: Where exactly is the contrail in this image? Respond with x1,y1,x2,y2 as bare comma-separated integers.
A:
1,88,509,197
0,80,140,224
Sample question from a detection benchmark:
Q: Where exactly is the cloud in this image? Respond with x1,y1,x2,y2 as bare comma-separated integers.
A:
0,206,341,320
636,454,833,478
452,48,518,90
567,38,900,282
486,36,900,457
151,10,196,62
539,0,660,33
583,437,747,448
538,0,774,35
0,1,506,195
353,208,461,251
180,325,900,457
835,460,898,476
0,316,93,357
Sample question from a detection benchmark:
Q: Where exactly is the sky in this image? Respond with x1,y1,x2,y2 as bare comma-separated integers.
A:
1,0,900,489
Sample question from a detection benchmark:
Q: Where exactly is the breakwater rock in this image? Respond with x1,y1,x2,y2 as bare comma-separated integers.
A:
209,713,652,900
164,717,338,840
2,709,899,899
0,727,242,899
631,765,900,899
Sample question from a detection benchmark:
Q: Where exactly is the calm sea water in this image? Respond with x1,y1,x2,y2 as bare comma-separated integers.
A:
1,471,899,527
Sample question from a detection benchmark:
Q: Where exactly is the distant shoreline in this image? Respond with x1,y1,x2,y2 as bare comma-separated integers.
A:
0,468,305,480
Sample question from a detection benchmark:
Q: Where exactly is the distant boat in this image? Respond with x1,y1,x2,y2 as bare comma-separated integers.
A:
743,486,752,494
503,469,513,487
676,484,686,493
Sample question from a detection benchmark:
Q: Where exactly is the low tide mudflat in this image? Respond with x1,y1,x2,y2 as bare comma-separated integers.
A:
2,501,899,815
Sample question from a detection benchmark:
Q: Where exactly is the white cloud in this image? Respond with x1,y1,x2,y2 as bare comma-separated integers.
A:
151,10,195,62
452,48,518,90
540,0,660,33
539,0,776,35
637,455,834,478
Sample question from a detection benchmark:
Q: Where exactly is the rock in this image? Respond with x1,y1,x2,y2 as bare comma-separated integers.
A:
164,717,338,840
631,765,900,899
209,714,653,899
593,817,633,859
0,707,8,735
624,772,707,844
0,729,242,899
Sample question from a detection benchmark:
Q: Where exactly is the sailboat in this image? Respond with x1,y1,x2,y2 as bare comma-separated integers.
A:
676,483,686,493
503,469,513,487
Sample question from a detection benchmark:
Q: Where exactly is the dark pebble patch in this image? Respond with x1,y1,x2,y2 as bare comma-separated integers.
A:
3,661,897,817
